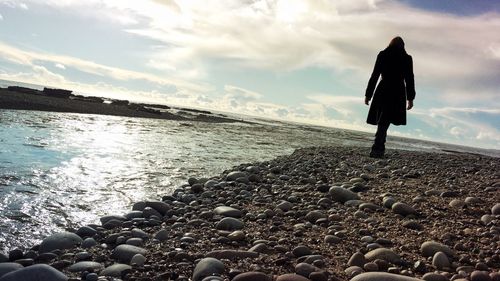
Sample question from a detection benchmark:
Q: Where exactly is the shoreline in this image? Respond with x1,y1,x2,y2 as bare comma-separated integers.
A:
0,146,498,280
0,86,246,124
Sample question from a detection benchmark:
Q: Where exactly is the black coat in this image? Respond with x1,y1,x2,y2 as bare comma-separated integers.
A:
365,46,415,126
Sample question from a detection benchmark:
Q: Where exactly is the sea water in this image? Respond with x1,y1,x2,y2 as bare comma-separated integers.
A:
0,109,496,251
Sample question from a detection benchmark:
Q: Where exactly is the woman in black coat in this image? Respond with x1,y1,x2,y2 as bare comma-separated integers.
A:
365,36,416,158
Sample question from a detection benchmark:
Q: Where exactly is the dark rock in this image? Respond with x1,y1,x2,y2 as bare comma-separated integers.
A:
75,226,97,238
192,258,225,281
350,272,423,281
232,272,272,281
111,245,148,263
67,261,103,273
100,264,132,277
292,246,312,257
276,274,310,281
215,217,244,230
364,248,401,264
0,264,67,281
39,232,83,253
0,263,23,279
214,206,242,218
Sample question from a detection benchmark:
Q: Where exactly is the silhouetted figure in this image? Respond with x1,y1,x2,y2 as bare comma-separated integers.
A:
365,36,415,158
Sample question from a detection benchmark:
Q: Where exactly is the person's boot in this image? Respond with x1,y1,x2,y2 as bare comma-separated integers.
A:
370,144,385,158
369,148,384,158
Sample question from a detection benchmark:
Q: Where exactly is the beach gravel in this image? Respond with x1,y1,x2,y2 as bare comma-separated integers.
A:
0,146,498,280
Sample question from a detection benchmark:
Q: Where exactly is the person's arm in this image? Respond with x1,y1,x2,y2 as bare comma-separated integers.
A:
405,55,416,110
365,53,382,105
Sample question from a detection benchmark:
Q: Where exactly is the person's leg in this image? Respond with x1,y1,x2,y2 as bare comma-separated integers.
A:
371,121,390,157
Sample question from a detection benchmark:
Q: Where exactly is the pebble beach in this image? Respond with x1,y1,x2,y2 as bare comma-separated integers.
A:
0,146,499,281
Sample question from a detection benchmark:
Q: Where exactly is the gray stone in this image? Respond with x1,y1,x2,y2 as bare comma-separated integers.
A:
0,264,67,281
100,215,126,225
383,197,397,208
420,241,454,257
131,228,149,239
292,245,312,257
364,248,401,264
324,235,341,244
228,230,245,241
492,203,500,215
214,206,242,218
226,171,247,181
345,200,365,207
0,253,8,263
348,252,367,267
248,243,269,253
276,273,310,281
359,203,382,211
0,263,23,279
81,238,97,248
204,180,218,188
470,271,491,281
124,210,144,220
154,229,169,241
39,231,83,253
295,262,318,277
392,202,417,216
111,245,148,263
100,264,132,277
76,226,97,238
345,266,364,277
145,201,171,215
329,187,360,203
305,210,326,223
215,217,244,230
364,262,378,272
464,197,482,204
277,201,293,212
232,272,272,281
202,277,224,281
192,258,225,281
449,199,465,208
480,215,493,225
130,254,146,266
301,255,324,264
126,238,143,246
350,272,423,281
67,261,103,272
86,273,98,281
143,207,162,219
422,273,448,281
132,201,170,215
432,251,450,270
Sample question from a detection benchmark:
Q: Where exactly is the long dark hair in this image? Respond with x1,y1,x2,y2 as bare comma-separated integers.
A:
387,36,406,52
387,36,406,54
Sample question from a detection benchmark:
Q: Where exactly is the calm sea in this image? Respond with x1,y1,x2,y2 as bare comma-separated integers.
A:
0,90,498,251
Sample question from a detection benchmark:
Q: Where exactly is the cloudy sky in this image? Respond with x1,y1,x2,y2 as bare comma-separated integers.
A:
0,0,499,149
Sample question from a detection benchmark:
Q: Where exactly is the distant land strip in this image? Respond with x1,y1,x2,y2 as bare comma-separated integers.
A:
0,86,244,123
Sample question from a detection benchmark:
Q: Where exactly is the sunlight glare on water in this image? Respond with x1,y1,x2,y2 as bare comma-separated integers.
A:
1,109,495,251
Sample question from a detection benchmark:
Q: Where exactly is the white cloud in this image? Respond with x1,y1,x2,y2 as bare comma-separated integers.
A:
0,13,3,20
0,42,211,93
55,63,66,70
